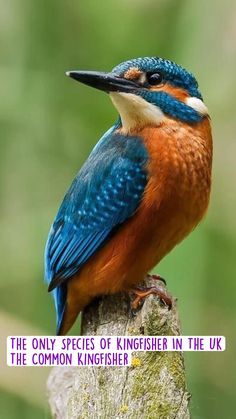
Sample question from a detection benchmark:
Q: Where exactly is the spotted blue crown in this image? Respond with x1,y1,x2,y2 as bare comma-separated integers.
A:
112,57,202,99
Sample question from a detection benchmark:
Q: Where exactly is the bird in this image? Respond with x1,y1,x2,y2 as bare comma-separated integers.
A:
45,57,212,335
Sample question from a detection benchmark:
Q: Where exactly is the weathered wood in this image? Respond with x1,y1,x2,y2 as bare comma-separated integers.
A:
47,278,190,419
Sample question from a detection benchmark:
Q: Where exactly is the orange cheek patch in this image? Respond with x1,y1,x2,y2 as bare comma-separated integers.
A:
124,67,143,80
150,83,189,102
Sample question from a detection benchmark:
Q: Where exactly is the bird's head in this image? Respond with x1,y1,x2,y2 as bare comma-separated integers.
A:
67,57,208,132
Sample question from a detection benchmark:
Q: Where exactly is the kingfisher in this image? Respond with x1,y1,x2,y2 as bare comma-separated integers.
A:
45,57,212,335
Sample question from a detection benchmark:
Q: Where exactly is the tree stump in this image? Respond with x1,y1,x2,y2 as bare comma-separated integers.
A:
47,278,190,419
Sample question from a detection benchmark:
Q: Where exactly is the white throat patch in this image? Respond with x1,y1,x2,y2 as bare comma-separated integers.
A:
110,92,164,132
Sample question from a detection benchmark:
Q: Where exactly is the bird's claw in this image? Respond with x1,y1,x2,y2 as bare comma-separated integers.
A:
147,273,167,286
130,285,172,311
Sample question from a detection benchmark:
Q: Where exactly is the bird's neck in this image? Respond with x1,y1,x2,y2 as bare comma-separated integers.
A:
110,92,164,134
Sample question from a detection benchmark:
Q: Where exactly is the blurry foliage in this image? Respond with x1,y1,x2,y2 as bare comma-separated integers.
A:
0,0,236,417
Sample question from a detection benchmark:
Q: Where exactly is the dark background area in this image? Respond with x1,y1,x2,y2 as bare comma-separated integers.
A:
0,1,235,417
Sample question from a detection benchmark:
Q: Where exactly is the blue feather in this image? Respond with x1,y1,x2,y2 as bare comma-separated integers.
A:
140,91,202,123
45,126,149,330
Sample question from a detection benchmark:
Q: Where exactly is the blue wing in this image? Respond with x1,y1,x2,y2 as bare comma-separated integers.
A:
45,126,149,330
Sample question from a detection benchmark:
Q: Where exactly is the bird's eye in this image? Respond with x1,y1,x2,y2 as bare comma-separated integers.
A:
147,72,163,86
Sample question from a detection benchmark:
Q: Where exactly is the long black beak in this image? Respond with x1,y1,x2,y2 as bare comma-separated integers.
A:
66,70,139,93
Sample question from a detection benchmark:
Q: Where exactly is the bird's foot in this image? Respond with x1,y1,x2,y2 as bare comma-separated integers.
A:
147,273,167,286
130,285,172,311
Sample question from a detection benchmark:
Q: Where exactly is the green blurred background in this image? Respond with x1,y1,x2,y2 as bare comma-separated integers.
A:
1,0,235,418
